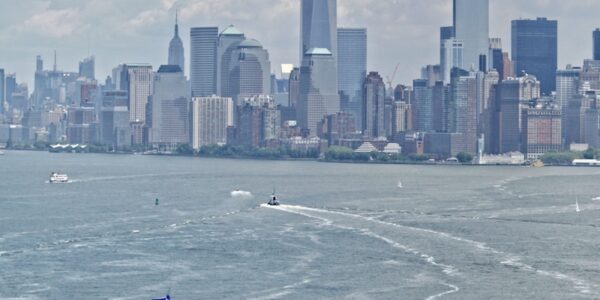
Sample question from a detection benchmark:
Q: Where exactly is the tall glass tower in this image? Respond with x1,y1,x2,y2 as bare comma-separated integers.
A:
298,0,339,134
593,29,600,61
168,13,185,74
337,28,366,129
190,27,218,97
217,25,245,97
300,0,337,61
453,0,489,72
299,48,340,135
511,18,557,95
0,69,4,115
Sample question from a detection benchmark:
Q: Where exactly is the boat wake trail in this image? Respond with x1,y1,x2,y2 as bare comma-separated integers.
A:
247,278,312,300
264,204,597,296
264,204,459,277
425,282,460,300
68,172,198,183
485,202,600,219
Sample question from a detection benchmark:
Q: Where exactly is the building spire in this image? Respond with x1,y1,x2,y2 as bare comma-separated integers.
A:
174,9,179,37
53,50,57,72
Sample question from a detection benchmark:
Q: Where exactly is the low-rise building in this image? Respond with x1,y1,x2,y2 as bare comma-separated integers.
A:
383,143,401,154
477,152,525,165
355,142,378,153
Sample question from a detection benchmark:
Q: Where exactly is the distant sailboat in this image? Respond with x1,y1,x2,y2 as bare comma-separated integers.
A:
397,180,403,189
575,198,581,213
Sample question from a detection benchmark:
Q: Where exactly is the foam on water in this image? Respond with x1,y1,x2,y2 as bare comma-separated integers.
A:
425,282,460,300
231,190,254,199
267,204,459,277
486,202,600,219
247,278,312,300
266,204,597,295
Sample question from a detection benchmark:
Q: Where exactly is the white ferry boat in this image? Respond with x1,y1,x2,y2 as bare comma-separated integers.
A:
49,172,69,183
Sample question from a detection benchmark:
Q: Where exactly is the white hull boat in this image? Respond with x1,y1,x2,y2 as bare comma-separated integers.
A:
49,172,69,183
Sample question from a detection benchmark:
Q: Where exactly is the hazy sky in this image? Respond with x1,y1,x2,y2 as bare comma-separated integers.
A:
0,0,599,88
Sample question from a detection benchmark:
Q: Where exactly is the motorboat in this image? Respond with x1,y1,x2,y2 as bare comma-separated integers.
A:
268,193,280,206
152,293,171,300
49,172,69,183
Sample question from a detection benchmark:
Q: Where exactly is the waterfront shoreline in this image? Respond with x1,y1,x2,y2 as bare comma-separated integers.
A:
3,148,590,167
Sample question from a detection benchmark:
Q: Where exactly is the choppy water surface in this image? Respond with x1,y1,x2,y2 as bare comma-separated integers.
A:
1,151,600,299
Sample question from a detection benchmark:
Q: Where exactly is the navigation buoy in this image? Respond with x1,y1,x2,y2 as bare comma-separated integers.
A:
155,198,159,206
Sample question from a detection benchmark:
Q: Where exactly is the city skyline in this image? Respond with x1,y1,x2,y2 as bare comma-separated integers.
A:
1,0,600,87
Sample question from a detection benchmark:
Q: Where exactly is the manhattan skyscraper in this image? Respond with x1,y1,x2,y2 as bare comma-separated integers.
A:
594,29,600,61
217,25,246,98
453,0,489,72
0,69,4,114
298,0,339,135
299,48,339,135
362,72,386,138
150,65,189,148
337,28,367,129
190,27,218,97
511,18,558,95
168,13,185,74
300,0,337,62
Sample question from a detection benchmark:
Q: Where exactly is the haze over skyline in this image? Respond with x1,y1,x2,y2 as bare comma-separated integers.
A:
0,0,598,87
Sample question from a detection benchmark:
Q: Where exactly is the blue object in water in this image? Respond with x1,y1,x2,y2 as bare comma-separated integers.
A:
151,294,170,300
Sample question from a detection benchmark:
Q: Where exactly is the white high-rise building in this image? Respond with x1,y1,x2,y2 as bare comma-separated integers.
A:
191,96,234,149
125,64,153,123
556,68,581,113
556,68,581,143
440,39,464,84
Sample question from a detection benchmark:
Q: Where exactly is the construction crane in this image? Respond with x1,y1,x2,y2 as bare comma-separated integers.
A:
386,62,401,90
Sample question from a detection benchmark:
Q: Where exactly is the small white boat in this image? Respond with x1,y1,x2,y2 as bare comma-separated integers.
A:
575,198,581,213
397,180,403,189
49,172,69,183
